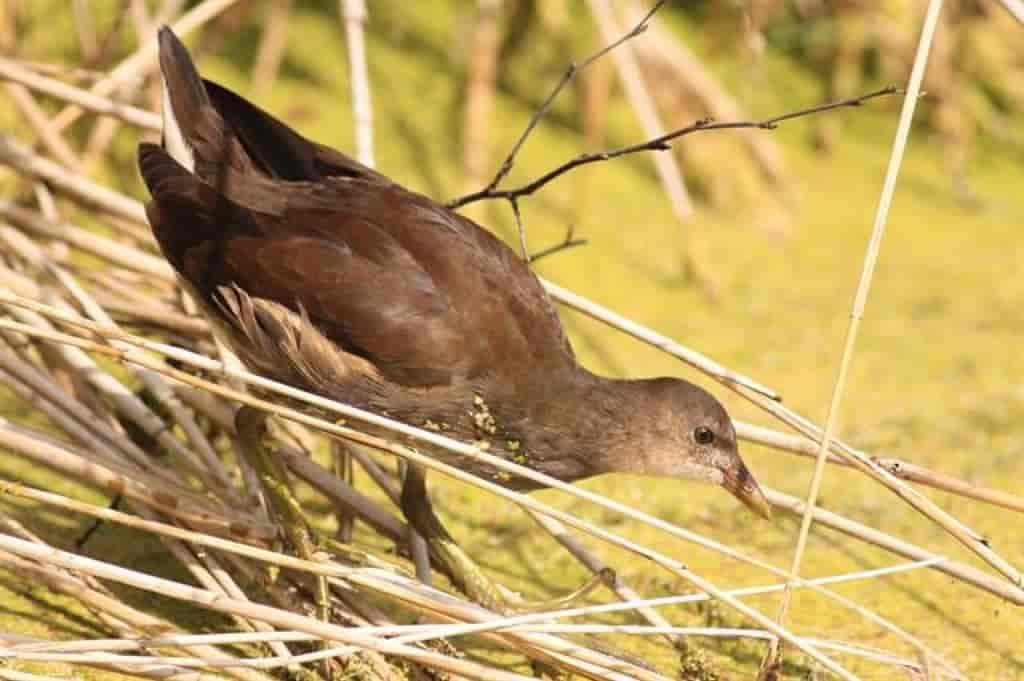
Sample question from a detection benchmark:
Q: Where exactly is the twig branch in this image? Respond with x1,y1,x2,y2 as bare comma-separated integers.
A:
528,223,587,264
450,0,668,210
455,86,898,208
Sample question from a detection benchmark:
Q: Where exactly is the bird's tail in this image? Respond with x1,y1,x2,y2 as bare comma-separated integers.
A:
157,26,211,174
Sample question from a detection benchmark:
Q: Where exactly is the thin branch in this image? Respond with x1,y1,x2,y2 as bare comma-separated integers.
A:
456,86,899,208
449,0,668,210
527,223,587,264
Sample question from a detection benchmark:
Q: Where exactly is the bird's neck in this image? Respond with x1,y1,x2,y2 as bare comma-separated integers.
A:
512,369,672,483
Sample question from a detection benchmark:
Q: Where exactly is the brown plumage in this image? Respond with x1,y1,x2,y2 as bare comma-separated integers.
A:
139,27,770,515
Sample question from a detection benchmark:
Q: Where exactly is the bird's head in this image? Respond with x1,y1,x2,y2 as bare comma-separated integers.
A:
607,377,772,519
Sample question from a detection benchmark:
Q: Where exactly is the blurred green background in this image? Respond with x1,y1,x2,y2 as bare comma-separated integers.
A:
2,1,1023,678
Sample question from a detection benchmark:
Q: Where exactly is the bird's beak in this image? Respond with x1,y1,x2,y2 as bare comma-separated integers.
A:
722,460,772,519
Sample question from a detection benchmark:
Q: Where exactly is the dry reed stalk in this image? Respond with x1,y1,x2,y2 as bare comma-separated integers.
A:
765,487,1019,603
52,266,234,492
0,669,86,681
0,300,788,579
0,421,267,539
460,0,500,193
0,57,161,131
742,385,1023,589
736,420,1024,513
0,456,950,675
0,135,147,224
544,276,1022,531
251,0,294,95
335,0,375,544
89,291,211,336
0,478,953,634
172,357,408,543
6,473,954,675
81,92,138,175
15,62,108,84
523,507,688,649
0,532,671,679
80,2,165,175
3,83,81,169
768,4,949,676
0,361,182,494
2,314,246,502
543,279,780,398
0,356,978,675
9,292,231,489
0,524,274,681
0,535,538,681
71,0,98,61
0,363,146,470
8,266,999,643
0,339,170,477
0,630,945,678
155,512,285,645
0,295,789,570
16,297,225,493
998,0,1024,23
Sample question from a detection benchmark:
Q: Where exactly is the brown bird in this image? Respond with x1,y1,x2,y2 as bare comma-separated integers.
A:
139,26,770,610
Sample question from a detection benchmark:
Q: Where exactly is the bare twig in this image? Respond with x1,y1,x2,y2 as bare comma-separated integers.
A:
450,0,668,210
455,86,898,208
527,223,587,263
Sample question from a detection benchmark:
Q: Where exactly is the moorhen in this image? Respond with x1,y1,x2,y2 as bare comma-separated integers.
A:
139,26,770,612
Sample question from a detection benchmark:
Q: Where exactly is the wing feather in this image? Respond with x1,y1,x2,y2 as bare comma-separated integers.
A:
140,143,575,391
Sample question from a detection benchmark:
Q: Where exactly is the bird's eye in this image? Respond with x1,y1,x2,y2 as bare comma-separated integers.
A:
693,426,715,445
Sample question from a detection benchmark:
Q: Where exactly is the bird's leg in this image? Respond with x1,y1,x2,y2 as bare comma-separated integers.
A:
235,406,331,624
399,462,435,586
399,464,614,614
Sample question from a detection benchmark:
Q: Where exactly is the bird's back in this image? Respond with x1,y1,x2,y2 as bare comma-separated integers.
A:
139,28,576,403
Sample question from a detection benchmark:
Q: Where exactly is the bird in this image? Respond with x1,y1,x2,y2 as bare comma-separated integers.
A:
139,26,770,611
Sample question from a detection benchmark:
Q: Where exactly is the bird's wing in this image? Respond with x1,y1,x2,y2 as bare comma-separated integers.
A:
139,143,575,389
